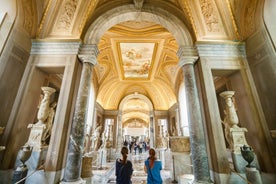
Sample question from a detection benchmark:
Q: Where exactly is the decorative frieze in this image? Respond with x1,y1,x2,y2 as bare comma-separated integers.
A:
199,0,220,32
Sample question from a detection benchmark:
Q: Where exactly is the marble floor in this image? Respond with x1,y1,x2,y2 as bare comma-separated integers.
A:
92,150,173,184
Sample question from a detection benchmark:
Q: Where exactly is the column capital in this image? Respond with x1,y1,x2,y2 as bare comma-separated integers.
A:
177,46,199,67
78,44,99,65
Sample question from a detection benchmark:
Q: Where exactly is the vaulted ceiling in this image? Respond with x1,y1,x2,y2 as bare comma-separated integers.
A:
95,21,181,111
12,0,264,128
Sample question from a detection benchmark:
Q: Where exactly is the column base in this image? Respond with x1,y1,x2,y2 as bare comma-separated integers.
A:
60,178,86,184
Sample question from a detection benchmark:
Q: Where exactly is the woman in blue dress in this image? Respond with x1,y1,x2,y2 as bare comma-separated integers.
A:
144,148,162,184
116,146,133,184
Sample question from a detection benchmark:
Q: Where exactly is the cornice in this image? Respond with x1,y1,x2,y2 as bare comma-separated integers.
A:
30,40,81,55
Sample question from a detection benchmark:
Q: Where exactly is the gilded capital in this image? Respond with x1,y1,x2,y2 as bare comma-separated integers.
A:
177,46,199,67
78,44,99,65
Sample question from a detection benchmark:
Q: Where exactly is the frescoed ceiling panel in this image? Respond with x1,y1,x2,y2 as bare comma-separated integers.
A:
95,21,179,111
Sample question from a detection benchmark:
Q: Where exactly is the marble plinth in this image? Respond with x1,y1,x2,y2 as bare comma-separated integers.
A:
81,156,93,178
246,167,263,184
172,152,193,182
27,148,48,170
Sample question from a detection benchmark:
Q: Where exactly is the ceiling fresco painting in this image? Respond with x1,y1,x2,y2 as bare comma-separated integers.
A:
119,42,155,79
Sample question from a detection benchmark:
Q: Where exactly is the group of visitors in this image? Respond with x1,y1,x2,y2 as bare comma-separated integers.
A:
123,140,149,154
115,146,162,184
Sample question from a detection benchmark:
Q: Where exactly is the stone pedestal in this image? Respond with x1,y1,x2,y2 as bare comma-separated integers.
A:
229,126,260,173
230,127,248,154
26,148,48,170
246,167,263,184
81,156,93,183
170,136,192,182
172,153,193,181
26,124,46,151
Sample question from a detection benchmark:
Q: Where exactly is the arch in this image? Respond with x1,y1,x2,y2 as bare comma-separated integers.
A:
84,4,194,46
119,93,153,111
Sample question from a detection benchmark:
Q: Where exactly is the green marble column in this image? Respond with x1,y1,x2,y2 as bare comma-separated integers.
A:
177,46,212,184
62,44,98,183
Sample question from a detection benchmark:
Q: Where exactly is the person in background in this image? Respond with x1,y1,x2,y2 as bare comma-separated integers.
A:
144,148,162,184
116,146,133,184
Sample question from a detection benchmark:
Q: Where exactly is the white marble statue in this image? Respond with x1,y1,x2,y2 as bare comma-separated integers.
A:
92,125,102,151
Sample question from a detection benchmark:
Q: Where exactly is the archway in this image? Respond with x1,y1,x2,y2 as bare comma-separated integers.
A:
118,92,154,151
84,4,194,46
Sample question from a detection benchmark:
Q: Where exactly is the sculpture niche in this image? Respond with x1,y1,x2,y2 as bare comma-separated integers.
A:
27,86,56,151
220,91,248,153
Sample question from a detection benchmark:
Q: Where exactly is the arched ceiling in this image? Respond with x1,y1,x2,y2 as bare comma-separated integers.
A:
15,0,266,113
95,21,180,110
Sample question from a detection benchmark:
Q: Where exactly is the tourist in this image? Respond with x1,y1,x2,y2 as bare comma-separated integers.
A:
144,148,162,184
116,146,133,184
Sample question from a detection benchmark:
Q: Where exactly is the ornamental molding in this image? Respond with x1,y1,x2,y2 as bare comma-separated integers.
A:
30,41,81,55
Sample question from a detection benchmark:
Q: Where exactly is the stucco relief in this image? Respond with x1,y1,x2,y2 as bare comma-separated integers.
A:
199,0,219,32
57,0,78,30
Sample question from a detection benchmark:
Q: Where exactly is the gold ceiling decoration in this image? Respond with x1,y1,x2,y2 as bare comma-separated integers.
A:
96,21,179,110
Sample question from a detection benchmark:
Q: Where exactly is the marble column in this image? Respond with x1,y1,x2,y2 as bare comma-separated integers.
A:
177,46,212,183
62,44,98,183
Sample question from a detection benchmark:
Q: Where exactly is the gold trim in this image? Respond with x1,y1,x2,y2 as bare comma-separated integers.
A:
36,0,53,37
78,0,99,34
226,0,242,40
184,0,198,37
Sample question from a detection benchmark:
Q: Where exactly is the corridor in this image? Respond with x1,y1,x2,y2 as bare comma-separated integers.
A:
92,150,174,184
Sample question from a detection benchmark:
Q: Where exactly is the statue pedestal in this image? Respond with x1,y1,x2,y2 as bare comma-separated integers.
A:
246,167,263,184
15,147,48,171
230,127,248,154
81,156,93,183
229,127,260,173
170,136,192,182
27,123,46,151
